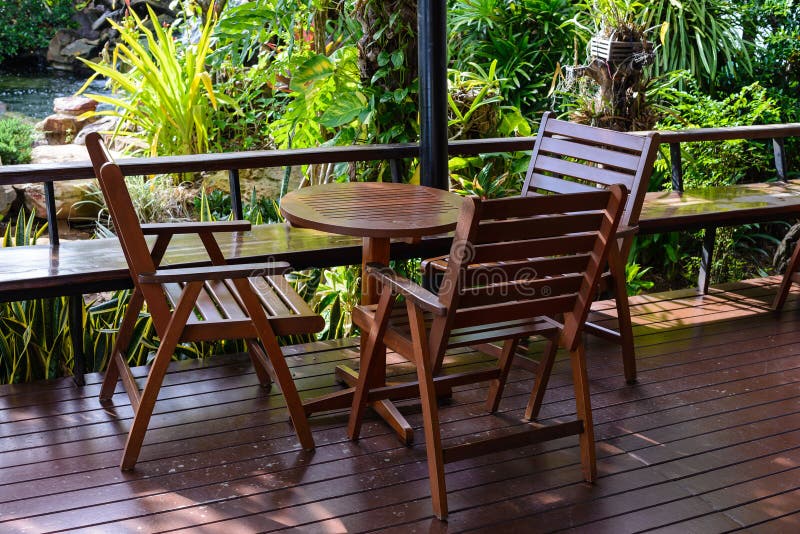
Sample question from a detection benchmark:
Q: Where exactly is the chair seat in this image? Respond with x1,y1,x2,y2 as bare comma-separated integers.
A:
354,301,560,353
165,274,324,337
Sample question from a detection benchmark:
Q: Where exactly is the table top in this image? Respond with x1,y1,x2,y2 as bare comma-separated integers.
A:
280,182,464,239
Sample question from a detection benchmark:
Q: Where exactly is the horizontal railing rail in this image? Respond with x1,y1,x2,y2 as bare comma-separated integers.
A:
1,123,798,245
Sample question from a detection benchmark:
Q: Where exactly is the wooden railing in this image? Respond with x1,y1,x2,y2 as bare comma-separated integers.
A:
1,123,798,247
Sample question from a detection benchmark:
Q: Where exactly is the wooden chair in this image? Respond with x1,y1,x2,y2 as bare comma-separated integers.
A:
348,186,628,519
85,133,325,470
424,112,660,383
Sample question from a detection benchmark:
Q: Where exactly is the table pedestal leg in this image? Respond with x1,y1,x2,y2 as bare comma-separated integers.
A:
335,365,414,444
362,237,391,305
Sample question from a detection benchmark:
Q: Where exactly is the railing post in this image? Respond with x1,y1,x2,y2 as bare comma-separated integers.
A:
389,159,402,183
773,137,787,181
698,226,716,295
418,0,449,190
44,181,59,246
228,169,243,220
669,142,683,193
69,295,85,386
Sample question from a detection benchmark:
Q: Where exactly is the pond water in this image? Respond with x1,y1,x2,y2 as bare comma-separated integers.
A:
0,69,110,120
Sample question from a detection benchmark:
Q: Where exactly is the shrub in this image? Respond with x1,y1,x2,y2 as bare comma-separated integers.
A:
0,0,75,65
653,81,784,190
0,117,34,165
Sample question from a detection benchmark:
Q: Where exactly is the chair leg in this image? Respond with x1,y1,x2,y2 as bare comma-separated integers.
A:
608,249,637,384
121,283,201,470
233,278,315,451
348,289,397,441
246,339,274,389
524,334,559,421
406,300,448,520
485,338,520,413
570,342,597,483
100,289,145,401
774,237,800,310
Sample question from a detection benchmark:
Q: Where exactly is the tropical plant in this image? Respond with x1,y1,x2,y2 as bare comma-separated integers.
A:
195,186,282,224
309,265,361,339
625,262,654,295
640,0,752,92
449,0,576,116
77,4,231,156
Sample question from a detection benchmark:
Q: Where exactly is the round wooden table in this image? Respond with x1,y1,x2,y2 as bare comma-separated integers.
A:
281,182,463,444
280,182,463,304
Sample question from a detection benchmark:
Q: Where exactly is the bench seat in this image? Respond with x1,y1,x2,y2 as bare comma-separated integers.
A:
640,179,800,233
0,223,453,302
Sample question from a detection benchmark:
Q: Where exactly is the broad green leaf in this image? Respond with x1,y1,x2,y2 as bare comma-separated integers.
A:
290,55,334,92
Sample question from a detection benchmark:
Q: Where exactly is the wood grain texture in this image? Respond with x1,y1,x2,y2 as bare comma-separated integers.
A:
280,182,463,239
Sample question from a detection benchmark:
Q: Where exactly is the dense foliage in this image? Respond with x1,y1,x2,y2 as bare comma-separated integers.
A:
0,0,75,65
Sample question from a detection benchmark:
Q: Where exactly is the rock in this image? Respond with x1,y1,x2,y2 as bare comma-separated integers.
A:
37,114,86,145
18,144,106,220
19,180,100,220
73,116,119,146
129,0,175,17
92,9,120,32
70,7,102,40
29,144,92,165
0,185,17,218
61,38,102,61
46,30,79,69
54,96,98,116
201,166,304,202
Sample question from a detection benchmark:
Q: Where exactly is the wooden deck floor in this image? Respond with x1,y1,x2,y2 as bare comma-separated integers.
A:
2,276,800,533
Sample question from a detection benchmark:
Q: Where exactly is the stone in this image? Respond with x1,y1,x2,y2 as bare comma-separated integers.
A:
29,144,92,165
53,96,98,116
19,180,100,220
73,116,119,146
61,38,102,61
0,185,17,218
129,0,175,16
46,30,79,68
92,9,119,32
37,114,83,145
18,144,110,220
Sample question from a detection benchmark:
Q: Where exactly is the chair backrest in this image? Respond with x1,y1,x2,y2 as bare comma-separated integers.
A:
521,112,660,257
85,133,155,280
85,133,172,326
429,186,628,356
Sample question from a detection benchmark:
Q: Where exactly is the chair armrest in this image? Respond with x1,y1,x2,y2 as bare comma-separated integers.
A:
139,262,290,284
141,221,252,236
615,225,639,239
366,263,447,316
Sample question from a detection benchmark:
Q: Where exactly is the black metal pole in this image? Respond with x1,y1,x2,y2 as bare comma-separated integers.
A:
418,0,449,190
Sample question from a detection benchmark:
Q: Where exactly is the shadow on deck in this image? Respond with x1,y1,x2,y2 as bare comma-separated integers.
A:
2,276,799,532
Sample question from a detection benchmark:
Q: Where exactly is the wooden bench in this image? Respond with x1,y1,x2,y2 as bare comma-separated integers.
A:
1,124,798,383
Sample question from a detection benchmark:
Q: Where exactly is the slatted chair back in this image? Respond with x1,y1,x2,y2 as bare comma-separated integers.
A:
521,111,660,257
429,186,628,361
89,138,157,280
